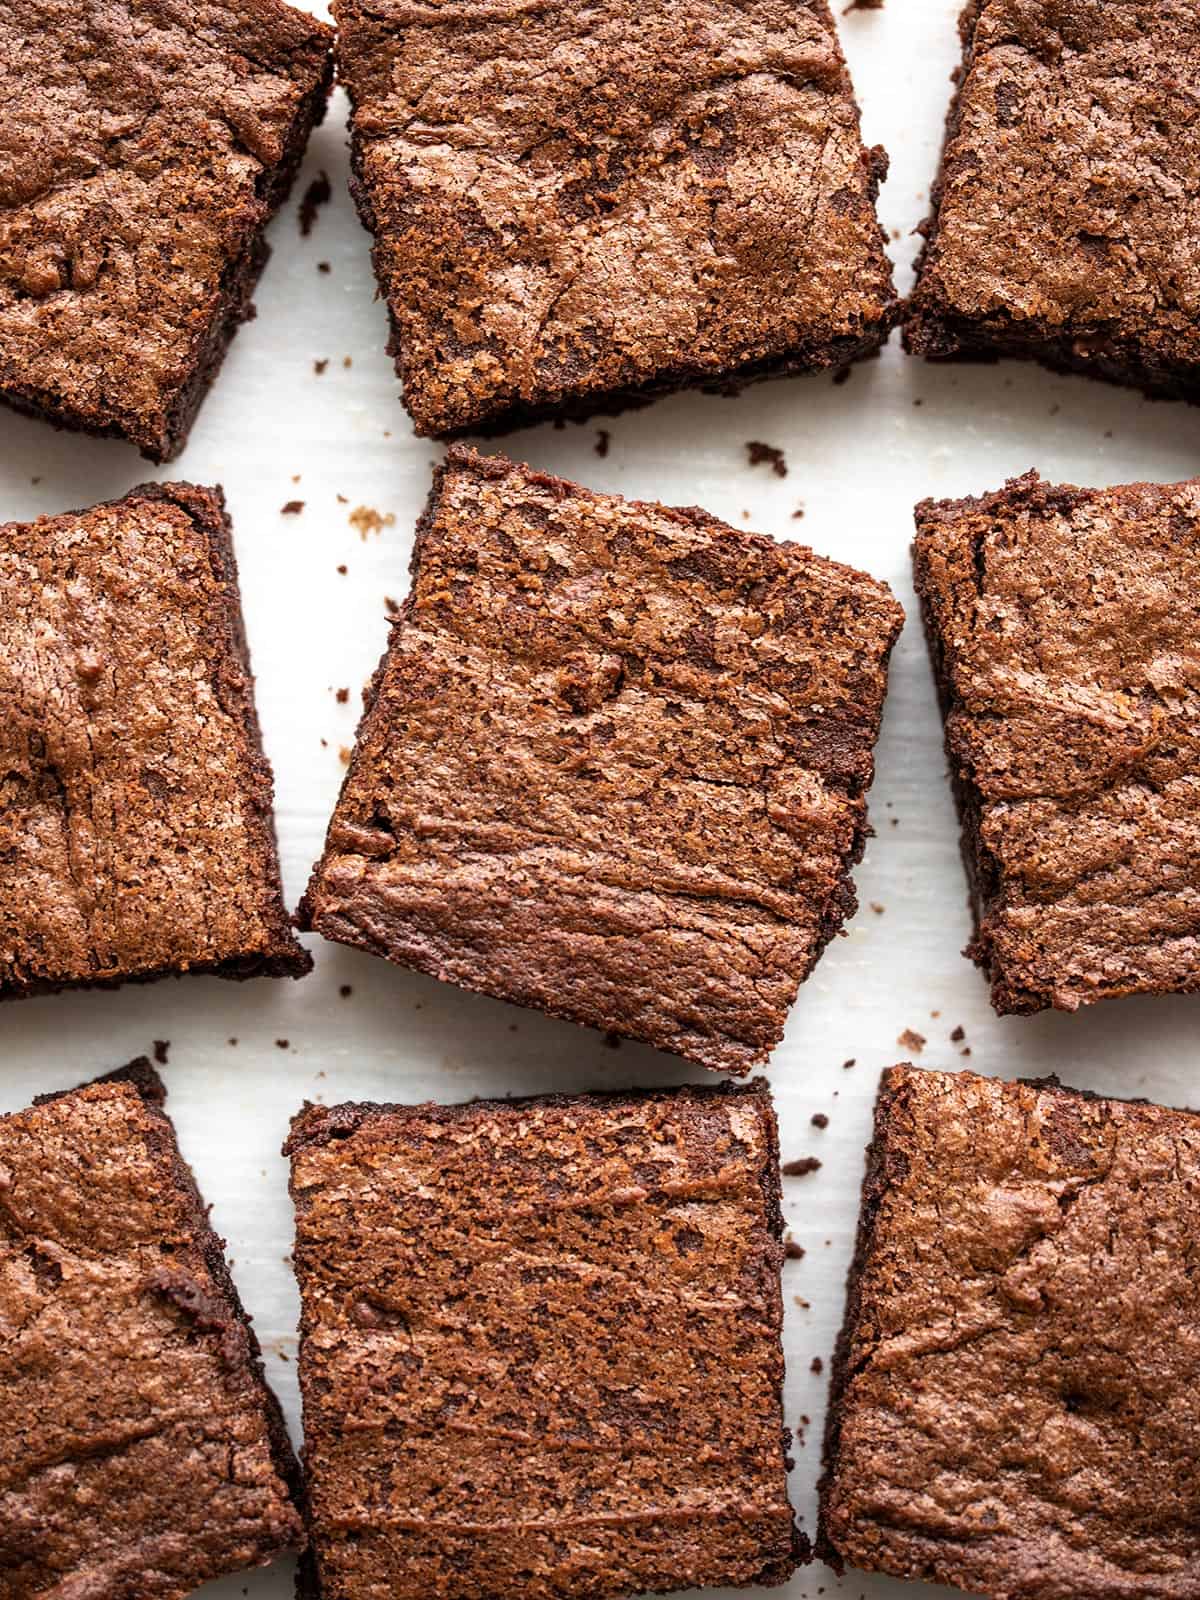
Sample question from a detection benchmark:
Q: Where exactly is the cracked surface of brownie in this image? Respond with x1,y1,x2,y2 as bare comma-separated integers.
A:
905,0,1200,403
0,482,311,998
299,446,902,1071
287,1078,803,1600
0,1060,303,1600
334,0,898,436
0,0,333,460
913,471,1200,1014
819,1064,1200,1600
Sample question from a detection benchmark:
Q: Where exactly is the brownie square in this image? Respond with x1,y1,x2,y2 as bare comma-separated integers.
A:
0,1060,302,1599
905,1,1200,404
819,1064,1200,1599
299,446,902,1071
0,482,311,999
913,470,1200,1015
0,0,333,462
334,0,899,437
286,1078,804,1600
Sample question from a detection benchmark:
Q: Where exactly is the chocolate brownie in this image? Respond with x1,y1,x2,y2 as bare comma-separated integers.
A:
334,0,899,437
819,1064,1200,1599
286,1078,804,1600
905,1,1200,404
0,1060,303,1600
0,482,311,999
0,0,333,462
299,446,903,1071
913,471,1200,1015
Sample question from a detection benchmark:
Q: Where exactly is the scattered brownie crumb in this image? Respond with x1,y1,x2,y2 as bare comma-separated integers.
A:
342,356,352,368
339,984,353,998
336,564,347,576
384,595,401,617
152,1040,170,1065
783,1157,822,1178
832,365,852,384
281,500,304,515
317,262,331,274
228,1037,238,1046
913,397,924,406
792,505,805,519
870,901,885,914
961,1047,972,1057
950,1024,966,1042
275,1039,289,1050
842,1058,856,1070
348,505,395,539
594,429,610,457
298,170,331,235
338,746,352,765
784,1239,806,1261
811,1356,824,1375
313,359,328,375
335,688,349,704
794,1297,811,1310
898,1028,926,1053
603,1031,622,1049
811,1112,829,1129
336,494,348,504
745,440,788,477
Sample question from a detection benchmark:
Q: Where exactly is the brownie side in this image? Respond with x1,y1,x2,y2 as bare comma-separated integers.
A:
334,0,898,437
818,1064,1200,1599
299,445,903,1071
0,482,311,1000
0,1062,303,1600
0,0,333,462
904,0,1200,405
913,471,1200,1014
286,1079,805,1600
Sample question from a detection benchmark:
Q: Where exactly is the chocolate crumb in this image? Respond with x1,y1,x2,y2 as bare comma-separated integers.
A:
339,984,353,998
317,261,331,274
348,505,396,539
792,505,805,519
281,500,304,515
298,170,331,235
950,1024,966,1042
870,901,885,914
313,359,328,375
745,440,788,477
336,564,347,576
335,688,349,704
152,1040,170,1065
783,1157,822,1178
384,596,401,617
811,1112,829,1129
342,355,352,369
594,429,610,457
784,1239,806,1261
842,1058,856,1070
898,1028,926,1053
603,1031,622,1048
811,1356,824,1374
832,365,852,384
338,746,352,765
275,1039,289,1050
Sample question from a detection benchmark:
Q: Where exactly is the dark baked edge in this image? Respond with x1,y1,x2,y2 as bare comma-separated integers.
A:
29,1056,305,1567
338,23,899,439
0,41,333,463
297,447,902,1072
287,1077,809,1600
0,480,311,1002
902,0,1200,406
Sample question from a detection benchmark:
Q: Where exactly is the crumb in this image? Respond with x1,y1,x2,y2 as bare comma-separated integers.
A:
339,984,353,998
343,355,352,368
594,428,610,457
276,1039,289,1050
320,737,327,747
152,1040,170,1065
603,1031,622,1048
336,493,348,504
811,1356,824,1375
348,505,396,539
930,1009,941,1019
832,366,852,385
950,1025,966,1042
313,358,328,375
317,261,331,274
384,595,401,617
794,1296,811,1309
291,474,300,484
745,440,787,477
31,476,40,485
281,499,304,515
961,1046,972,1057
782,1157,822,1178
913,397,924,406
784,1239,806,1261
278,1350,290,1362
898,1028,926,1053
811,1112,829,1129
339,746,352,765
1050,403,1061,415
890,227,900,240
228,1037,238,1046
842,1057,856,1070
335,687,349,704
336,564,347,576
792,505,805,519
870,901,884,914
298,170,331,235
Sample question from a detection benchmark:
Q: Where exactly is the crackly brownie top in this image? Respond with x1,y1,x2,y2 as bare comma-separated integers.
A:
910,0,1200,364
821,1065,1200,1599
287,1080,798,1600
302,447,903,1071
0,483,306,994
0,1068,301,1600
914,471,1200,1012
335,0,897,435
0,0,331,455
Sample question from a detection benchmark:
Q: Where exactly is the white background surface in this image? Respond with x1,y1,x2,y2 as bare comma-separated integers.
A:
2,3,1198,1599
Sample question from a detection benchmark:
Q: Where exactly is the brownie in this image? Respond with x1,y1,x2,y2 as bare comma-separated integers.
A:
913,470,1200,1015
334,0,899,438
286,1078,804,1600
819,1064,1200,1600
0,0,333,462
0,1059,303,1600
905,1,1200,404
0,482,311,999
299,446,903,1071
